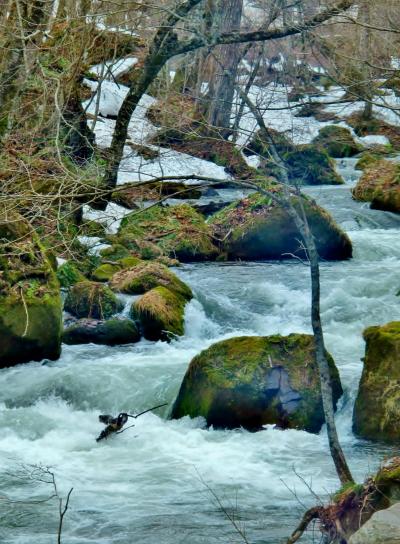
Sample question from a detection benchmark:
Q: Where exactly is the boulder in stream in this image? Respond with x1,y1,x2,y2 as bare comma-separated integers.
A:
63,318,140,346
171,334,343,432
64,281,123,319
118,203,219,262
131,286,187,341
348,503,400,544
312,125,363,158
352,160,400,214
210,190,353,261
110,261,192,299
353,321,400,442
0,214,62,368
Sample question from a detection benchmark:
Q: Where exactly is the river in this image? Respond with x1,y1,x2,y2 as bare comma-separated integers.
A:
0,159,399,544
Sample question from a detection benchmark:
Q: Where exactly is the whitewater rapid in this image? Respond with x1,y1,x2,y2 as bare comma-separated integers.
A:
0,161,399,543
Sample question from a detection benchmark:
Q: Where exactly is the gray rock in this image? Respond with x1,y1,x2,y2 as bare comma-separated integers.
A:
349,503,400,544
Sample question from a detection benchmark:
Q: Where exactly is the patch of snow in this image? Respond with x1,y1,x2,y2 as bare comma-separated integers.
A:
56,257,67,267
82,202,133,234
77,236,110,256
88,57,138,80
243,154,260,169
358,135,390,147
93,21,139,37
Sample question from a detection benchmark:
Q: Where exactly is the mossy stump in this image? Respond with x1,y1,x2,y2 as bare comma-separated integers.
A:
353,321,400,442
171,334,343,432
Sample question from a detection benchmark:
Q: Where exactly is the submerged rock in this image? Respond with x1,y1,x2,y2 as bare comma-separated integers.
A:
131,286,187,341
312,125,362,158
352,160,400,214
171,334,343,432
0,215,62,367
353,321,400,442
63,318,140,346
210,190,352,261
64,281,123,319
118,203,218,262
349,503,400,544
110,261,192,299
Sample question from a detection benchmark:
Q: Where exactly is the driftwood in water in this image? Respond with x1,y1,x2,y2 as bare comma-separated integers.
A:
96,403,168,442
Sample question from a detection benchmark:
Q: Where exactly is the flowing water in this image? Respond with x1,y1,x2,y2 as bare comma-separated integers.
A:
0,160,399,544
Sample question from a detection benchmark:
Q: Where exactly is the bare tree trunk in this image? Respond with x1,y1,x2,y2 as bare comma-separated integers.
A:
240,89,354,486
358,0,373,120
203,0,243,134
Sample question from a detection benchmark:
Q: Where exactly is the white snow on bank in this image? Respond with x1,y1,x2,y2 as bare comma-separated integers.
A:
358,135,390,147
83,77,230,186
82,202,133,234
77,236,110,255
88,57,138,80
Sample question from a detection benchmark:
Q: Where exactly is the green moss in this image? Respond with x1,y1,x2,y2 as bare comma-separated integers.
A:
353,322,400,442
284,145,344,185
210,190,352,261
99,244,130,262
355,152,381,171
333,482,365,503
352,160,400,213
312,125,362,158
118,204,218,262
111,261,192,299
132,286,187,341
64,281,123,319
92,263,121,282
171,334,342,432
57,261,87,288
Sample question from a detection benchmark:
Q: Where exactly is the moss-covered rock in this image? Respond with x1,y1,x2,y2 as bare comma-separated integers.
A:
283,145,344,185
64,281,123,319
0,216,62,367
171,334,342,432
92,263,121,282
210,190,352,261
63,318,140,346
110,261,192,299
131,286,187,341
352,160,400,214
244,128,295,157
57,261,87,288
353,322,400,442
118,204,218,262
99,244,131,262
355,152,382,171
312,125,362,158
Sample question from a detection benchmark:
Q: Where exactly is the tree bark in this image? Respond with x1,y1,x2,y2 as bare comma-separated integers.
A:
240,89,354,486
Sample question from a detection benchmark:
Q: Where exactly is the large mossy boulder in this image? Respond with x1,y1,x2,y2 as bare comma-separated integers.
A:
64,281,123,319
171,334,343,432
210,190,352,261
0,215,62,367
118,204,218,262
353,322,400,442
312,125,362,158
352,160,400,214
283,145,344,185
63,318,140,346
131,286,187,341
110,261,192,299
